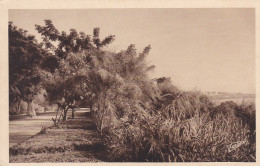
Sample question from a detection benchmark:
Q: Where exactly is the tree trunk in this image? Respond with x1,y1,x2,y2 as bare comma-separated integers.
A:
72,109,75,119
63,108,68,121
16,99,21,114
52,106,60,126
27,100,36,117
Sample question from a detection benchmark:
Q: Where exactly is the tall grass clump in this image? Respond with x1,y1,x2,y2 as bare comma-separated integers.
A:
101,91,255,162
82,44,256,161
85,45,256,161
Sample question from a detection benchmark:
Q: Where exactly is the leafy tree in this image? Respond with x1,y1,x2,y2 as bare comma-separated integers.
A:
35,20,115,59
34,20,159,127
35,20,116,122
84,44,159,134
9,22,48,116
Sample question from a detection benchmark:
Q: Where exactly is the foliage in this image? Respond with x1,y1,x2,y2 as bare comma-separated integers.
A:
9,19,256,162
104,93,255,162
10,113,105,162
35,20,115,59
9,22,50,116
34,20,117,122
235,102,255,132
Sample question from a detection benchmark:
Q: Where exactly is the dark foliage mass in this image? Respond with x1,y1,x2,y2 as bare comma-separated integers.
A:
9,20,255,162
9,22,50,116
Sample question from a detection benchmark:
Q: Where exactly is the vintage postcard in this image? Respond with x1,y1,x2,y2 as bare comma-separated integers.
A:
0,0,259,166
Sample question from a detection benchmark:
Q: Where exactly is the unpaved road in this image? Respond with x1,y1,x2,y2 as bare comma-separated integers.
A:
9,109,90,148
9,109,106,163
9,112,56,147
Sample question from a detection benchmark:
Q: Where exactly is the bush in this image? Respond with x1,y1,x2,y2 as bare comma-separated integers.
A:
102,92,255,162
235,102,256,141
211,101,237,118
159,92,214,121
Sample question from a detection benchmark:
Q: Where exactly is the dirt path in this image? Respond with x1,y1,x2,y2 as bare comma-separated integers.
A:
9,110,106,162
9,109,90,147
9,112,56,147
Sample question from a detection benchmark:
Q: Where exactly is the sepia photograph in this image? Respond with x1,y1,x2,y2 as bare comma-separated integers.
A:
6,7,256,163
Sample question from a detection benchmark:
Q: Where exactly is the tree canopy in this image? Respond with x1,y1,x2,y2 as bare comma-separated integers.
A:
9,22,49,115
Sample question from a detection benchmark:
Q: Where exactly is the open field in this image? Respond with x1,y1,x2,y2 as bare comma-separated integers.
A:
208,93,255,105
211,97,255,105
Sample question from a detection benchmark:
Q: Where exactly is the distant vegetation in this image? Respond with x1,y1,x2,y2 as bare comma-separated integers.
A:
208,92,255,100
208,92,255,105
9,20,255,162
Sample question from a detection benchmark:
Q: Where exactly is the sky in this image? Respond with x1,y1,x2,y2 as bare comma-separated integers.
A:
9,9,255,94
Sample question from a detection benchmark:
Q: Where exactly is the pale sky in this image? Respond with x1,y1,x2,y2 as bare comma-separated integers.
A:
9,9,255,94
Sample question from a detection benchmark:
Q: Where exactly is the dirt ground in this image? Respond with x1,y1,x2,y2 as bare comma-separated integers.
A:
9,112,56,147
9,109,91,147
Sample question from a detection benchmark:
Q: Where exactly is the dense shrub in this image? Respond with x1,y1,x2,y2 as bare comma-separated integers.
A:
102,92,255,162
235,102,256,142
